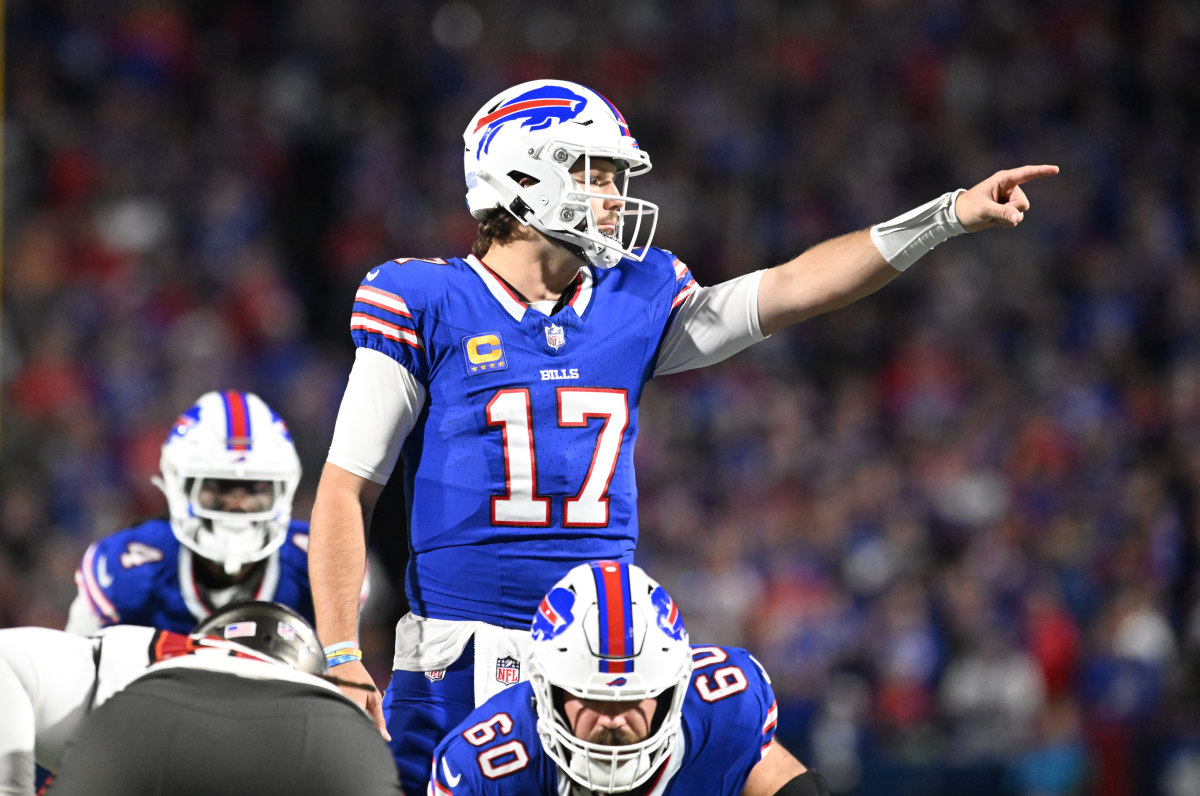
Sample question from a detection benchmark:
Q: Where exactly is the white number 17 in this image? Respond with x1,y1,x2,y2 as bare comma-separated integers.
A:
486,387,629,528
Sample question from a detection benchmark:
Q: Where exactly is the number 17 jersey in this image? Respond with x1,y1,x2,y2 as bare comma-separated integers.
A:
348,251,698,627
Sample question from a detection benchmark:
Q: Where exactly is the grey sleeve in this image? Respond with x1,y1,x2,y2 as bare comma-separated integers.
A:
653,270,767,377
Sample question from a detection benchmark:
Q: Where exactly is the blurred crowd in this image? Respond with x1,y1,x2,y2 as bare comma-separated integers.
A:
4,1,1200,794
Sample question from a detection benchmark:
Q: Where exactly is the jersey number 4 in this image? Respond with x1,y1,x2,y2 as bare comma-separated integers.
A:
487,387,629,527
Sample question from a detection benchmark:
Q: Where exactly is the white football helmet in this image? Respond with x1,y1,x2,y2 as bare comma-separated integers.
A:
463,79,658,268
528,561,692,793
153,391,301,575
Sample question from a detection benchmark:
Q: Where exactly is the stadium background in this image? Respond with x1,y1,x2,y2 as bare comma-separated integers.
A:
3,1,1199,794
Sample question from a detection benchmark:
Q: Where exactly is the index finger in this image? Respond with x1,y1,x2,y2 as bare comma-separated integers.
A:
1001,164,1060,186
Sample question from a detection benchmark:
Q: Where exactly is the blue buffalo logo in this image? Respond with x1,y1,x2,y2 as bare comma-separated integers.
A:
532,586,576,641
268,409,294,443
473,85,589,159
167,405,202,441
651,586,686,641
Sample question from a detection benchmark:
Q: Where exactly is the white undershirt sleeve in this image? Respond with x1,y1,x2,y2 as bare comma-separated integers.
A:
653,269,767,377
326,347,427,484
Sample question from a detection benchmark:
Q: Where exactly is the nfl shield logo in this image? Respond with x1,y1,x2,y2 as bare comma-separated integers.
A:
496,656,521,685
425,669,446,682
544,324,566,351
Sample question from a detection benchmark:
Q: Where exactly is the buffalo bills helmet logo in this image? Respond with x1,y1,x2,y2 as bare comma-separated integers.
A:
473,85,589,159
270,413,294,443
167,405,202,441
532,586,576,640
651,585,686,641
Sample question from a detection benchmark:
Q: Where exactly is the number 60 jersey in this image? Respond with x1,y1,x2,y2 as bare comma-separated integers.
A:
428,645,778,795
343,252,764,628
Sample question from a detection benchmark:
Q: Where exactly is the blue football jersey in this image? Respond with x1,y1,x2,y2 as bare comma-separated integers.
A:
429,645,778,795
72,517,315,633
351,251,696,626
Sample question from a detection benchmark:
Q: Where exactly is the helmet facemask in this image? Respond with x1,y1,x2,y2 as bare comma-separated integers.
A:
164,475,295,576
464,80,659,268
533,674,688,793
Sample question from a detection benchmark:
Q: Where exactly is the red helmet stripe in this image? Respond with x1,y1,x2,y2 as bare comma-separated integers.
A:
591,561,634,673
474,98,577,132
223,390,252,451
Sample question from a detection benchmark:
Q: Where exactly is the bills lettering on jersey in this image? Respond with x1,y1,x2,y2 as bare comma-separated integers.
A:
539,368,579,381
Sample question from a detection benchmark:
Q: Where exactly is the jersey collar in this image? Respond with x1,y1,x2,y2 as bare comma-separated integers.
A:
179,546,282,623
466,254,594,322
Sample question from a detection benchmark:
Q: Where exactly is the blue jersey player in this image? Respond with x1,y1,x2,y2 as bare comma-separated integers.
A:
66,391,317,635
306,77,1058,791
428,561,829,796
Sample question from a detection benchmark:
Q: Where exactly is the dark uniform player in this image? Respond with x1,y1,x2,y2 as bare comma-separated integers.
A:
20,602,402,796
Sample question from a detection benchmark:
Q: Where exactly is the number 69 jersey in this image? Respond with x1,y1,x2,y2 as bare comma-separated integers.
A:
351,251,722,627
428,645,779,795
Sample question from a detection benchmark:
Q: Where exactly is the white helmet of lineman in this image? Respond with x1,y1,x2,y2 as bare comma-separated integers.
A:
463,79,658,268
153,391,301,575
528,561,692,793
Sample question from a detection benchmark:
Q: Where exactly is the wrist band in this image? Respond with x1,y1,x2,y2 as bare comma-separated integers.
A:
870,189,966,271
326,652,363,668
323,641,358,656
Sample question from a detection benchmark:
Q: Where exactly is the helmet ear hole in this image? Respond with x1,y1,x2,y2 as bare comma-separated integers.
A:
649,687,674,734
551,685,570,727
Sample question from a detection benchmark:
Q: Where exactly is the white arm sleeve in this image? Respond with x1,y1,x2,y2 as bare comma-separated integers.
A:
0,628,101,790
326,347,427,484
653,269,767,377
64,592,103,636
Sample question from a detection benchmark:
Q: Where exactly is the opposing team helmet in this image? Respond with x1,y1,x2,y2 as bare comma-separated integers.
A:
528,561,692,793
193,600,326,676
463,79,658,268
153,391,301,575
